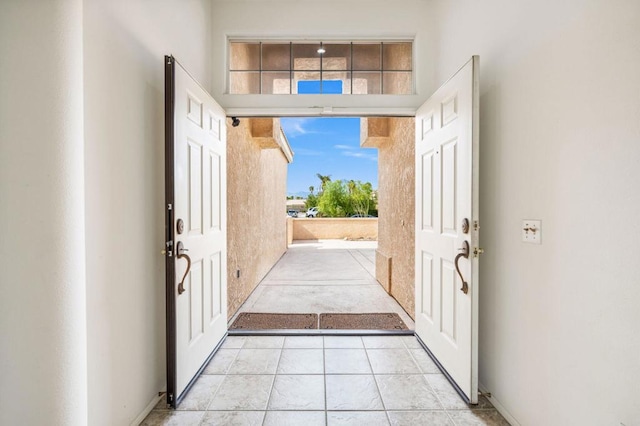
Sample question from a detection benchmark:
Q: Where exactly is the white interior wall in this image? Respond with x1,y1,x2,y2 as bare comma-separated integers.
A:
211,0,434,114
83,1,213,424
0,1,87,424
428,1,640,424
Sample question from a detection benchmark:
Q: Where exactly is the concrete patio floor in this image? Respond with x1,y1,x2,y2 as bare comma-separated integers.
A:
233,240,415,330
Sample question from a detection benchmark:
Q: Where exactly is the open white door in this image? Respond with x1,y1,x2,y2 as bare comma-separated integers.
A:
164,56,227,407
415,56,480,403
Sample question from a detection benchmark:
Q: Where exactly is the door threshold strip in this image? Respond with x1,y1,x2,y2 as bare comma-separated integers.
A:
227,329,415,336
414,333,472,405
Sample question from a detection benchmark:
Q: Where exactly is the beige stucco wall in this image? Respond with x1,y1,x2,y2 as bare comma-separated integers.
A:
370,118,416,319
227,118,289,318
292,218,378,241
286,216,294,245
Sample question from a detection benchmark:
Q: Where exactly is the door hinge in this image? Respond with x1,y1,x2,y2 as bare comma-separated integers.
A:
473,247,485,258
168,393,174,404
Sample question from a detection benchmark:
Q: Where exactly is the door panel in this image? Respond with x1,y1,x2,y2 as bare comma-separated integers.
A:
209,152,221,231
421,253,433,319
165,55,227,407
415,56,479,403
210,252,222,318
188,139,203,235
188,260,204,341
441,138,458,235
440,260,457,342
421,151,434,230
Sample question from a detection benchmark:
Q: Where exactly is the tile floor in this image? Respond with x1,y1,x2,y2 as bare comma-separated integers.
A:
235,240,415,329
142,335,509,426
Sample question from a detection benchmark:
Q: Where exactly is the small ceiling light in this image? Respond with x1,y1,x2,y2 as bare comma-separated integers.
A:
317,47,326,54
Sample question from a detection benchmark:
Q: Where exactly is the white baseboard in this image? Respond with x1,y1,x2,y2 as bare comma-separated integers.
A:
130,392,164,426
478,382,521,426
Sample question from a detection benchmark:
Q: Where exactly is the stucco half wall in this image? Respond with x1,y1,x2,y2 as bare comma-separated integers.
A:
362,117,416,319
292,217,378,241
227,118,292,318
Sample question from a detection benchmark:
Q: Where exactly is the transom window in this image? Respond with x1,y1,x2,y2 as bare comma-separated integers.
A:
229,41,413,95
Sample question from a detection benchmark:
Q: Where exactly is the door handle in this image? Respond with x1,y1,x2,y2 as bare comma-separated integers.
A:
455,240,470,294
176,241,191,295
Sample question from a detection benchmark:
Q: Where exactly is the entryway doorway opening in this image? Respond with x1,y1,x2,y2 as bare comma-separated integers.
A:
226,115,417,333
165,54,479,408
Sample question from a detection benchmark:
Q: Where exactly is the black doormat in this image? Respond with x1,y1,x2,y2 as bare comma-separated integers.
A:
319,313,408,330
230,313,318,330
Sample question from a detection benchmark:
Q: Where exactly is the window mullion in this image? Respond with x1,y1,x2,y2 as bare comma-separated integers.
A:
320,42,323,94
259,42,263,94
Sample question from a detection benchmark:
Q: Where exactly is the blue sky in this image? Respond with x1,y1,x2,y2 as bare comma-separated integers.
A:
281,117,378,195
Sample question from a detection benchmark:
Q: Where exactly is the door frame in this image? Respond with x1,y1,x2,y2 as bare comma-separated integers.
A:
163,55,177,407
163,56,480,407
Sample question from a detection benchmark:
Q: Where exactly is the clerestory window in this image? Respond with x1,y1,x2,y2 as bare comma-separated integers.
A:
228,41,413,95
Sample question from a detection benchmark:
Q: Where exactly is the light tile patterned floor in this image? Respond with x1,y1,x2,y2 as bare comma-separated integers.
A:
142,335,509,426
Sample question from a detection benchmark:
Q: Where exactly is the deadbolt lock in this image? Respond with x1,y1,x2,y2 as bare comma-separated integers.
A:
473,247,485,258
461,218,470,234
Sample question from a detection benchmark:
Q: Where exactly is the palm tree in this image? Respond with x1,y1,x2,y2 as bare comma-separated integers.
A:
308,185,314,195
347,180,356,195
316,173,331,191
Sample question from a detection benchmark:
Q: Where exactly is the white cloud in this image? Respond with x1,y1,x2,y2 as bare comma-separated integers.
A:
343,151,377,162
335,143,378,161
281,118,316,137
333,144,353,150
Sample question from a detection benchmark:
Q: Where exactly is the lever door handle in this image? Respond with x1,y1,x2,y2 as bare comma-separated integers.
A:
455,241,470,294
176,241,191,295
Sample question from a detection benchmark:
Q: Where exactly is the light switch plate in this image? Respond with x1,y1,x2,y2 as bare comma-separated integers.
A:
522,220,541,244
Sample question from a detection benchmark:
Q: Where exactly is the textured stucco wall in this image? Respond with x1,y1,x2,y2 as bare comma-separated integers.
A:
376,118,415,318
227,118,288,318
286,217,294,245
292,218,378,241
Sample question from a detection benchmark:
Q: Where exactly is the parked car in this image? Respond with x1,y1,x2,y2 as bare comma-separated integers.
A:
306,207,319,218
287,210,298,218
350,214,377,218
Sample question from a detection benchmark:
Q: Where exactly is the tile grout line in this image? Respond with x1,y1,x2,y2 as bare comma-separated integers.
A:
362,336,391,425
200,339,245,416
403,338,456,424
196,410,207,426
261,337,285,425
323,336,328,425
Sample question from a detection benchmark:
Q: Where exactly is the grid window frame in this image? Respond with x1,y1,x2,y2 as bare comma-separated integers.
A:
228,40,413,95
